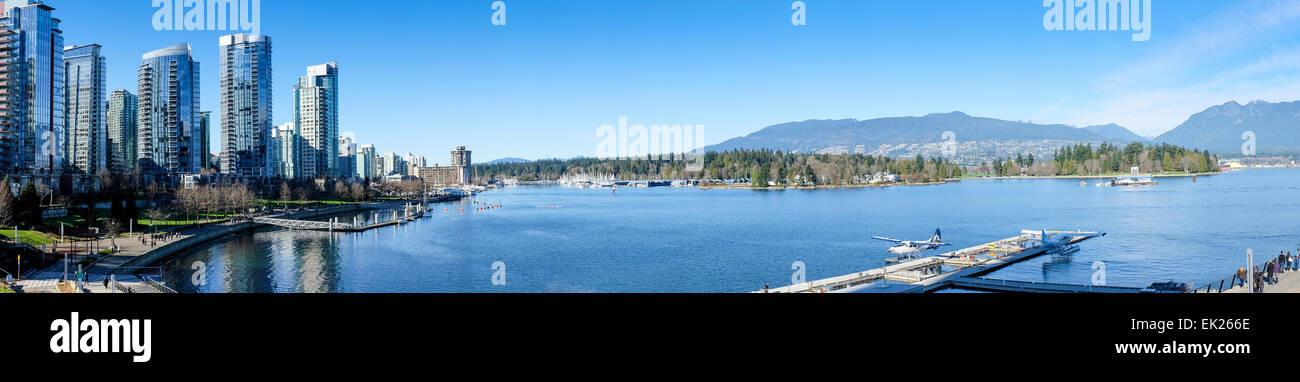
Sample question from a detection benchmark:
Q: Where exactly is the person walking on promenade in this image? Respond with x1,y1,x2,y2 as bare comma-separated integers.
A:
1235,266,1247,288
1254,267,1263,293
1266,260,1276,284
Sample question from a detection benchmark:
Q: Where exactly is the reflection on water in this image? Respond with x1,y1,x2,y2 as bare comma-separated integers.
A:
1040,254,1073,283
169,229,346,293
161,168,1300,292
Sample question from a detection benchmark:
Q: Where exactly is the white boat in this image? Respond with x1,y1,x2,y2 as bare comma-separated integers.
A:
1110,175,1158,186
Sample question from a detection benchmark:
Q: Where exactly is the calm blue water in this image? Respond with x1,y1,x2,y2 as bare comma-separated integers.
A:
160,168,1300,292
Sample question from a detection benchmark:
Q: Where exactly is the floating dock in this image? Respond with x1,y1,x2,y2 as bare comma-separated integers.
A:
253,203,428,233
756,230,1110,293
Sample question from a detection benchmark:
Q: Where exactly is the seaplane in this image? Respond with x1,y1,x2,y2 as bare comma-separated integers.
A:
873,229,951,264
1023,229,1106,255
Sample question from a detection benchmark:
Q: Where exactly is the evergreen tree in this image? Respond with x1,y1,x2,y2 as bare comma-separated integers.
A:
17,182,40,228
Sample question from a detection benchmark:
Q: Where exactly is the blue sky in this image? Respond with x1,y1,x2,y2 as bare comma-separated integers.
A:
49,0,1300,161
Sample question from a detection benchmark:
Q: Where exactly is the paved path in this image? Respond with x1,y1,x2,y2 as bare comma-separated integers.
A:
1261,264,1300,293
1220,263,1300,293
12,268,157,293
12,205,396,293
13,221,230,293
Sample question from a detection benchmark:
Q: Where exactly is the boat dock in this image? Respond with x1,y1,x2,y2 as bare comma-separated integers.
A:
756,230,1111,293
253,203,428,233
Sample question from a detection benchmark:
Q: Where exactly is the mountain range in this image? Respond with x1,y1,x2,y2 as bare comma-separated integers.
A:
700,100,1300,161
1153,100,1300,155
480,157,531,165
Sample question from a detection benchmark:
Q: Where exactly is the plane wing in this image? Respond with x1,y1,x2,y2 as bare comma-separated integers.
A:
1020,230,1106,239
872,236,906,244
915,241,952,246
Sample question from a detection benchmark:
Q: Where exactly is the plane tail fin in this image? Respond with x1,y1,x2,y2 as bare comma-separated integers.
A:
931,229,942,243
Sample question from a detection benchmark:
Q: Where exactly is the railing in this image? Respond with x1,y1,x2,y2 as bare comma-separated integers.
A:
1194,258,1286,293
110,278,133,293
1191,273,1242,293
142,275,177,293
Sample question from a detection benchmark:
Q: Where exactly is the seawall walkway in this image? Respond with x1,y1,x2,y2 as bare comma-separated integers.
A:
13,204,385,293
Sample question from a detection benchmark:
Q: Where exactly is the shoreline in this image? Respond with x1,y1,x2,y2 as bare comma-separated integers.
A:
102,198,465,283
514,171,1226,191
698,182,945,190
956,172,1221,181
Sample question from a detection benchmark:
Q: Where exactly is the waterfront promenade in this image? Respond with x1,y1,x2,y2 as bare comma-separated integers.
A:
9,201,432,293
12,219,244,293
1219,264,1300,293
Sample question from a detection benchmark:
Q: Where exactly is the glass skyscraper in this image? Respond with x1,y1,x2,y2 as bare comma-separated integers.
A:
0,0,64,179
338,136,356,178
106,89,137,173
64,44,106,176
200,111,211,172
270,122,300,179
357,144,376,180
138,43,201,176
295,62,338,179
219,33,272,179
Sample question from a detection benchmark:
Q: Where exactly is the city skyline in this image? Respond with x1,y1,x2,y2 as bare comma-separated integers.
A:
45,0,1300,161
33,0,1300,162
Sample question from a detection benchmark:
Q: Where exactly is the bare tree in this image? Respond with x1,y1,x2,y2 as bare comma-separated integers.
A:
145,208,167,234
333,181,349,201
0,177,13,227
295,182,313,202
103,219,121,248
350,183,365,202
97,168,116,192
279,181,292,203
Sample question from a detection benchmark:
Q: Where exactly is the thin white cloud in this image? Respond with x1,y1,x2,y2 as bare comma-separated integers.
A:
1047,0,1300,136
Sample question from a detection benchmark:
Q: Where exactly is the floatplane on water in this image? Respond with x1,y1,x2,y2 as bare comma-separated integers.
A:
873,229,951,264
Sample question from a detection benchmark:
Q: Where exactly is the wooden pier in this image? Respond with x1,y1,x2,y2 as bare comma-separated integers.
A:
755,230,1111,293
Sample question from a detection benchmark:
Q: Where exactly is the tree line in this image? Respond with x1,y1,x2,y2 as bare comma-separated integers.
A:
473,150,967,186
978,142,1220,176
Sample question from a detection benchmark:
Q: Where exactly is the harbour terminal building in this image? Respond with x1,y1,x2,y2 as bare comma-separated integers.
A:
414,146,472,186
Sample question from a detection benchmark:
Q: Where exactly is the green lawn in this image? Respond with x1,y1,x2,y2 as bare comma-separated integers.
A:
136,218,213,227
0,285,13,293
47,210,223,229
0,229,57,246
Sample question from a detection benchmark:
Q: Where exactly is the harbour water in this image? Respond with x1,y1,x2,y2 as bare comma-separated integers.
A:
160,168,1300,292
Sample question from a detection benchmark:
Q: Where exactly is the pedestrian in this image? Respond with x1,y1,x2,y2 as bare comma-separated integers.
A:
103,276,109,289
1235,266,1247,288
1266,260,1276,284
